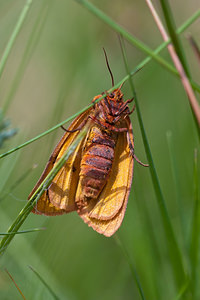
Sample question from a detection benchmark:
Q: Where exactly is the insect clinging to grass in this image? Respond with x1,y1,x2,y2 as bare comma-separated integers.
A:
29,50,148,237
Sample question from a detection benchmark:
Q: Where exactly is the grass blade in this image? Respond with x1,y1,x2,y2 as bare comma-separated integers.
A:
0,89,122,159
188,35,200,65
0,0,33,80
5,269,26,300
114,235,146,300
0,9,199,160
145,0,200,129
0,164,37,202
0,150,19,193
173,280,190,300
159,0,190,77
0,228,45,236
28,266,60,300
119,35,186,290
74,0,200,93
166,132,185,238
2,0,52,114
189,149,200,299
0,124,88,255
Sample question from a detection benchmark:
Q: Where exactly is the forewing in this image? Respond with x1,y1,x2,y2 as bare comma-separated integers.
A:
48,138,83,211
29,108,92,216
79,117,134,236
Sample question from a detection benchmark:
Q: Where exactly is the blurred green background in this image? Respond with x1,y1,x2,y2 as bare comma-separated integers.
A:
0,0,199,299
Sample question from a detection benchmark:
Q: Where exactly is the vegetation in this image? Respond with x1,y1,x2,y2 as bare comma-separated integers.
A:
0,0,199,299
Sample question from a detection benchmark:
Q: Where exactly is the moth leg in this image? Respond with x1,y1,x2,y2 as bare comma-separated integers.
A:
112,105,135,124
92,95,102,103
61,116,89,133
126,124,149,167
110,126,128,133
113,99,134,116
127,104,136,115
89,115,128,132
134,154,149,167
126,129,134,158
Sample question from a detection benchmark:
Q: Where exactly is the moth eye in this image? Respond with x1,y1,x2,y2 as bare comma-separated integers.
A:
110,93,114,98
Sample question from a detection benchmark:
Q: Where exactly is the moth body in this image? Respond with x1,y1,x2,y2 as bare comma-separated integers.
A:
77,125,117,209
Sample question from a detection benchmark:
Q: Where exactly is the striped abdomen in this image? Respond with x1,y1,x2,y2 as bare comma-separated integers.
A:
77,126,117,205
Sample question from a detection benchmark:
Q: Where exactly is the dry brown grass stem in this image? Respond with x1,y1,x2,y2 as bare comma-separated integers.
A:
188,34,200,65
145,0,200,126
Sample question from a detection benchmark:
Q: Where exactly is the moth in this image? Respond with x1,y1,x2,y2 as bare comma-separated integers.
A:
29,51,147,237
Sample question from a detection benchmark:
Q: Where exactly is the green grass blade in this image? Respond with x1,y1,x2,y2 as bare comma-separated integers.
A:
189,149,200,299
156,0,200,135
29,266,60,300
0,105,90,159
130,8,200,82
173,280,190,300
0,90,121,160
74,0,200,93
0,150,20,193
177,10,200,34
0,164,37,202
0,8,199,160
3,0,52,114
166,131,185,238
188,35,200,64
119,36,186,290
114,235,146,300
0,124,88,256
0,228,45,236
0,0,33,80
0,211,66,299
159,0,190,77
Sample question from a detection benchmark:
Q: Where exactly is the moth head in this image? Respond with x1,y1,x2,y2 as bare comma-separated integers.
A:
108,88,123,102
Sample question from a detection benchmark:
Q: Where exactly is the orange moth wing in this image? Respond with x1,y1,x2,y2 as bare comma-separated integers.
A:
29,89,135,236
28,108,92,216
78,117,134,237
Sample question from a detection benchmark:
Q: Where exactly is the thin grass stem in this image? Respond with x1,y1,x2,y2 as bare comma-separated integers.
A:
74,0,200,93
0,8,199,160
5,269,26,300
2,1,51,114
114,235,146,300
166,132,185,239
0,0,33,80
145,0,200,130
29,266,60,300
119,35,186,290
0,124,88,255
188,35,200,65
0,228,45,236
0,84,124,160
0,6,199,160
189,149,200,299
0,164,37,202
159,0,190,77
173,280,190,300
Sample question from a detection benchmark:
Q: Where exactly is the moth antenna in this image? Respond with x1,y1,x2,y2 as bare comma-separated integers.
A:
119,81,125,90
103,48,114,87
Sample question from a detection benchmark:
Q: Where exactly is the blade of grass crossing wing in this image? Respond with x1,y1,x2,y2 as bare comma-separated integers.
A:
0,125,88,255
